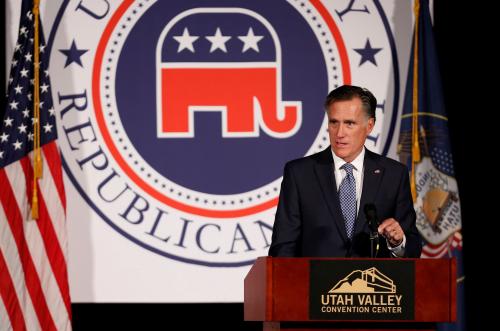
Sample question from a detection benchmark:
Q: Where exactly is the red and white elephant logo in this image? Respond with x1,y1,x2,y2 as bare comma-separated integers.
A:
156,8,302,138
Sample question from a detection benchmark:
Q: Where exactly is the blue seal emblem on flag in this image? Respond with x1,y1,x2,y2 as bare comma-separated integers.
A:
51,0,401,266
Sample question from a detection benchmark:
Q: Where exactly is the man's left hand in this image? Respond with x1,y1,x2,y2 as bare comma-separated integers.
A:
378,218,404,247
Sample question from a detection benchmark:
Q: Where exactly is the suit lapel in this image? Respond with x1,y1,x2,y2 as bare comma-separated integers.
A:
355,149,384,235
313,148,350,243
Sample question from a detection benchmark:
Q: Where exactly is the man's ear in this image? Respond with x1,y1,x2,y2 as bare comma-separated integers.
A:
366,117,375,134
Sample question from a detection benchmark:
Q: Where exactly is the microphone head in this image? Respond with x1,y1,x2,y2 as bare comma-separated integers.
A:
364,203,376,218
364,203,378,231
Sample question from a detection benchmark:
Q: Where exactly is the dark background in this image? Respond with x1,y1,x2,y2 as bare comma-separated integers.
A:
434,0,491,330
1,1,490,330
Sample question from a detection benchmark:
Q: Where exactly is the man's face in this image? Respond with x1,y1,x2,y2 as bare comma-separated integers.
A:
327,97,374,162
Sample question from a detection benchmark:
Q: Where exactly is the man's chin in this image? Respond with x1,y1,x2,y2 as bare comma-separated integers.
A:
332,148,349,158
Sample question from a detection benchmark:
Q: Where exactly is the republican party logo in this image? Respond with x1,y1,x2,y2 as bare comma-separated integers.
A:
51,0,400,266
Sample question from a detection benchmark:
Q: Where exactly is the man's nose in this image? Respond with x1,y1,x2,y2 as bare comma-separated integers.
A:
336,124,345,137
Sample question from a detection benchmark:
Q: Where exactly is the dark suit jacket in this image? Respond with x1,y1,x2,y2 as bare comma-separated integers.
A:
268,147,422,258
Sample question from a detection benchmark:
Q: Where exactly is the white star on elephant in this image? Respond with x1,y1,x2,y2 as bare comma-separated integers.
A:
238,28,263,53
206,27,232,53
173,28,199,53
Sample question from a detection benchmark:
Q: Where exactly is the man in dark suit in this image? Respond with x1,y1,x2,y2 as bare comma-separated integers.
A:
269,85,421,258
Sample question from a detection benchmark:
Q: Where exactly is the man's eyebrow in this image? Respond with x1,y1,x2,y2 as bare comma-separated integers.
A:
328,118,356,122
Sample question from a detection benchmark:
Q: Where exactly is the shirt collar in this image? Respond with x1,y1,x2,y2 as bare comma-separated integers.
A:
331,147,365,173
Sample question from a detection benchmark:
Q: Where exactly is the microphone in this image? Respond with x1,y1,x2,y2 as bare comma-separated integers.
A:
364,203,380,258
364,203,379,234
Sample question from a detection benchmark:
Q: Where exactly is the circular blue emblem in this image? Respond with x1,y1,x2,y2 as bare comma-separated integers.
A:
52,0,400,266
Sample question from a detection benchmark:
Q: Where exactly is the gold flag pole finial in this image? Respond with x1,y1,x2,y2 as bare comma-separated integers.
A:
32,0,42,219
410,0,421,202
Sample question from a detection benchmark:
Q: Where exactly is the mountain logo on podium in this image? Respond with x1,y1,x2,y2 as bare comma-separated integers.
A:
329,267,396,294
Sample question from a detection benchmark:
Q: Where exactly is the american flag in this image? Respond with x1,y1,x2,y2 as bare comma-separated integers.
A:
0,1,72,330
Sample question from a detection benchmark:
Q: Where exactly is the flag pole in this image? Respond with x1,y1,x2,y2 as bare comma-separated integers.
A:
32,0,42,219
410,0,421,202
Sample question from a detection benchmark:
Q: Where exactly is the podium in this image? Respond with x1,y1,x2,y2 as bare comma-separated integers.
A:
244,257,456,331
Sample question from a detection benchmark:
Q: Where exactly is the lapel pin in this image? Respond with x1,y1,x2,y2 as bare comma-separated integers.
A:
374,169,381,174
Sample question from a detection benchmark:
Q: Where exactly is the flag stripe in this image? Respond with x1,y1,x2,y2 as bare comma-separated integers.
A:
43,142,66,211
0,251,26,331
422,246,447,258
14,207,70,330
0,294,14,331
32,184,72,324
40,144,69,260
422,239,449,258
0,168,57,331
19,154,72,319
0,205,41,331
421,232,463,258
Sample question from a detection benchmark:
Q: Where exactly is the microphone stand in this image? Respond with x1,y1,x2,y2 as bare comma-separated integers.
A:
369,230,379,258
364,204,379,258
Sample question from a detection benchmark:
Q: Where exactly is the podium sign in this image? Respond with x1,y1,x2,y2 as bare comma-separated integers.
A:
309,260,415,320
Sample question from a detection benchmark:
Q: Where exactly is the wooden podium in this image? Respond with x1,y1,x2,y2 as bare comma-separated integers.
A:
244,257,456,331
